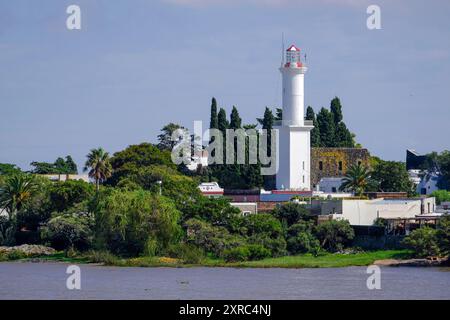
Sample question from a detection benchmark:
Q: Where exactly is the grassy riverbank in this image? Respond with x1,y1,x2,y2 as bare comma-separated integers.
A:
2,249,413,268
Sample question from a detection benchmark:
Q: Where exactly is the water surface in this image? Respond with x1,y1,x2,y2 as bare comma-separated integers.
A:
0,262,449,299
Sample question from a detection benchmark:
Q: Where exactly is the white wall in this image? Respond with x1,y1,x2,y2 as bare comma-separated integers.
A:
322,199,423,226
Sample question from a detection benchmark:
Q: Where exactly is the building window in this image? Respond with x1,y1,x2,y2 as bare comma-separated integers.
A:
358,161,362,166
319,161,323,171
332,187,337,193
338,161,343,171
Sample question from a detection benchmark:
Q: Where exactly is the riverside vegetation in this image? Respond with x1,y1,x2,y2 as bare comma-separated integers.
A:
1,98,449,267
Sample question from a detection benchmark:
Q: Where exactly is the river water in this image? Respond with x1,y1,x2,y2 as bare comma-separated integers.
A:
0,262,449,299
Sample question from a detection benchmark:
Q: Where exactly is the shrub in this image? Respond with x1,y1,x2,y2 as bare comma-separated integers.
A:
5,250,27,260
246,244,271,260
249,235,287,257
430,190,450,205
272,202,311,227
315,219,355,252
223,246,250,262
185,218,245,257
243,214,283,238
437,215,450,256
403,227,440,258
167,243,204,264
84,250,120,265
41,213,94,251
286,220,320,255
0,216,15,246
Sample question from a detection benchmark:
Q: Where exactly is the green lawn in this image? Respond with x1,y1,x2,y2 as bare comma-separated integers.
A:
5,249,412,269
219,250,412,268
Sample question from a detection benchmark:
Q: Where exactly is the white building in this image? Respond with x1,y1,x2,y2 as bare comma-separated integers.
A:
230,202,258,216
318,177,344,193
40,174,90,183
320,197,436,226
275,44,313,191
416,171,440,195
198,182,224,198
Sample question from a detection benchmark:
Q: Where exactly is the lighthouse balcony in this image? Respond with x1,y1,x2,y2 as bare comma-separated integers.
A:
273,119,314,127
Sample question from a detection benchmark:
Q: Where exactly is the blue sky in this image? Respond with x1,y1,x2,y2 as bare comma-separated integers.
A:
0,0,449,170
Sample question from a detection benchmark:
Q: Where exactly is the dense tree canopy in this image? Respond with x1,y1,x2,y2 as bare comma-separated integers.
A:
30,155,78,175
371,160,415,195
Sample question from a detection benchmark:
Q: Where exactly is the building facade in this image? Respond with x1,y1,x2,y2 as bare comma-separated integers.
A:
310,148,370,189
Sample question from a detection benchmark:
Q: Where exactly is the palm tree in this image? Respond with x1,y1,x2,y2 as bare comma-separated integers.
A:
339,163,371,196
83,148,112,191
0,174,38,221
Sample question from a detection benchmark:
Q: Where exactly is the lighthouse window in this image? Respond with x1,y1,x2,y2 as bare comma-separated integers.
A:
303,175,305,183
338,161,343,171
319,161,323,171
302,161,305,170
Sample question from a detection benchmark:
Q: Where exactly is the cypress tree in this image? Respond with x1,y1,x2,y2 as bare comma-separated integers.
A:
317,107,335,147
261,107,274,155
65,155,78,174
330,96,343,124
209,97,218,129
229,106,242,129
218,108,229,132
261,107,275,190
306,106,321,147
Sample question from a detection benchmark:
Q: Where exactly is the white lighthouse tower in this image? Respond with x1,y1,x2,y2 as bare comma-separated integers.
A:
275,44,313,190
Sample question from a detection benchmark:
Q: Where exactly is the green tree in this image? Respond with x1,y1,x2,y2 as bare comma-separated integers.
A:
315,219,355,252
316,108,335,147
157,123,185,151
436,151,450,190
260,107,276,190
121,165,201,209
371,160,415,195
0,163,21,176
339,163,372,196
30,161,57,174
41,213,94,251
92,189,182,256
306,106,320,147
47,180,95,212
272,202,311,228
335,122,354,147
330,96,343,124
329,97,354,147
403,227,440,258
83,148,112,191
185,218,245,257
108,143,174,186
437,215,450,256
430,190,450,205
0,174,39,221
65,156,78,174
209,97,218,129
229,106,242,129
287,220,320,255
218,108,229,132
